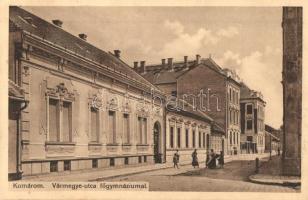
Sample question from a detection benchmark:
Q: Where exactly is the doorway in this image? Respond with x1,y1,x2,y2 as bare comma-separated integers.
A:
153,122,161,163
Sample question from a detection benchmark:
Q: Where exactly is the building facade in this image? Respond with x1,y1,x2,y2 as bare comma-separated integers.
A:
165,100,224,164
264,125,281,153
9,6,165,178
136,56,229,155
239,83,266,154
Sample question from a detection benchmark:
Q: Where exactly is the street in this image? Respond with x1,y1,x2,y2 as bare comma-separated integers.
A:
103,160,299,192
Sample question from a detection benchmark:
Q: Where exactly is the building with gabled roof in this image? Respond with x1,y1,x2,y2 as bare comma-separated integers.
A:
135,55,240,155
9,6,166,179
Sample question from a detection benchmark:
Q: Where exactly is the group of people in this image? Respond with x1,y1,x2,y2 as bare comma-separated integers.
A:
173,149,224,169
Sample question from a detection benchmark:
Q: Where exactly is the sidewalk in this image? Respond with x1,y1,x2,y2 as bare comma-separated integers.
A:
20,153,271,182
248,155,301,187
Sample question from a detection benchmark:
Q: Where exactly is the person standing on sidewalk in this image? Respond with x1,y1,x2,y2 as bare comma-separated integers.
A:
192,149,199,168
218,151,224,168
205,151,210,168
173,153,178,169
173,150,180,169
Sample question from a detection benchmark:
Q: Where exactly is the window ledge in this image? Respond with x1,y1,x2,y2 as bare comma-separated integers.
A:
136,144,149,146
45,141,76,146
88,142,102,146
122,143,132,146
106,143,119,146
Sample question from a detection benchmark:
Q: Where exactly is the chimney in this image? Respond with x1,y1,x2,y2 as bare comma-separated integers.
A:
140,61,146,73
52,19,63,27
162,59,166,66
133,61,139,71
114,50,121,58
196,54,201,64
184,56,188,67
78,33,87,41
24,17,34,25
167,58,173,70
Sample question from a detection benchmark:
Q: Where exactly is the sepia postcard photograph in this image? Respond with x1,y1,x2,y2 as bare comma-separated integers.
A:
1,0,307,199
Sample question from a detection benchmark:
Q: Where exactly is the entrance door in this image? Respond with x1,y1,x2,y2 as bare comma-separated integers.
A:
153,122,161,163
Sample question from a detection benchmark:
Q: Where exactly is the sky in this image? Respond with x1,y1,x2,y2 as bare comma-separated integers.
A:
22,6,283,128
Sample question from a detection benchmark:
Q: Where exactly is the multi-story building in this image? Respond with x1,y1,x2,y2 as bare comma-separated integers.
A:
240,82,266,154
136,55,240,155
8,6,165,179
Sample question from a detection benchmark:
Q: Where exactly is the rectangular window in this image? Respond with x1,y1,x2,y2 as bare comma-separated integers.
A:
48,99,72,142
109,111,116,144
229,88,232,101
192,130,196,148
110,158,115,166
203,133,205,148
247,105,253,114
170,127,174,148
177,128,181,148
64,160,71,171
62,102,72,142
138,117,142,144
138,117,147,144
124,157,129,165
144,156,147,162
92,159,98,168
123,114,130,144
233,111,236,125
49,99,59,142
90,107,99,142
185,129,189,148
246,119,253,130
232,90,235,104
138,156,142,163
142,118,147,144
198,132,202,148
50,161,58,172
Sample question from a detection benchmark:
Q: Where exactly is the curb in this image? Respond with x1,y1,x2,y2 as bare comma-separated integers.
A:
248,174,301,187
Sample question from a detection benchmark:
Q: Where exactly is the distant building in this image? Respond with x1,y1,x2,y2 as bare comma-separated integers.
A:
9,6,165,179
136,55,240,155
239,83,266,154
265,124,281,153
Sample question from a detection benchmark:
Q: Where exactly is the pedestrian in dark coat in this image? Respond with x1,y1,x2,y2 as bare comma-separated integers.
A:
192,149,199,168
205,151,210,168
173,150,180,169
173,153,179,169
218,151,224,168
208,149,217,169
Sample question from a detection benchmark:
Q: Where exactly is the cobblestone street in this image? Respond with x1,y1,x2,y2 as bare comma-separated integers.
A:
105,160,299,192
